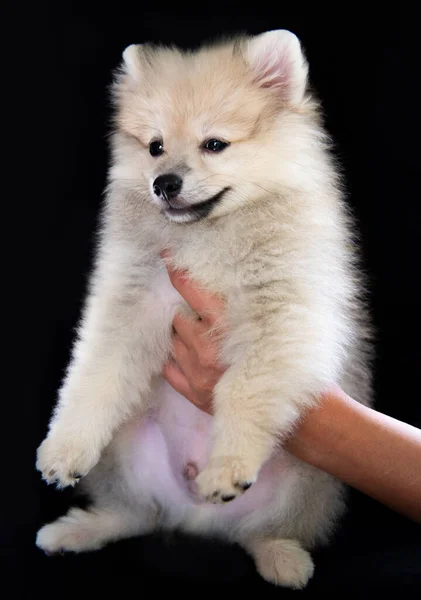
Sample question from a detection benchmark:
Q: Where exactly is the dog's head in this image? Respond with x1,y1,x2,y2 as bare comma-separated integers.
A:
111,31,311,223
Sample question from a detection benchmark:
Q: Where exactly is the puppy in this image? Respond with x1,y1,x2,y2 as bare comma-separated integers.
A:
36,30,372,588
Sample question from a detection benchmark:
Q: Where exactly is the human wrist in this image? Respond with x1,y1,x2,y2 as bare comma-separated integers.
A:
285,386,353,471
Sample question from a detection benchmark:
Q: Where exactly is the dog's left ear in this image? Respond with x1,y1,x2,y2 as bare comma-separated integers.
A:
247,30,308,104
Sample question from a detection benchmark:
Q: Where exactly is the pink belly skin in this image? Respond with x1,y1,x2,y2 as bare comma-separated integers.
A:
122,380,288,522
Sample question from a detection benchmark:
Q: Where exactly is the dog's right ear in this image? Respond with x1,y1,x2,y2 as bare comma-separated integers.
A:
121,44,143,82
113,44,152,100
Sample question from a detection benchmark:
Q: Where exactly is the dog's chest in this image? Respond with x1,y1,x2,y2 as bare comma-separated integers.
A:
117,249,287,522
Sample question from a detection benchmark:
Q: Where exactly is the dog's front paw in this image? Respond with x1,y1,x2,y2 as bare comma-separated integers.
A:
196,457,258,504
36,433,100,489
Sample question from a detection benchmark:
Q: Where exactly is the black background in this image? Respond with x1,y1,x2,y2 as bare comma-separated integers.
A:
4,3,421,598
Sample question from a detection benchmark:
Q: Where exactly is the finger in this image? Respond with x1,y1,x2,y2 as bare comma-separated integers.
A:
172,312,207,348
171,333,191,366
163,264,225,324
163,360,193,400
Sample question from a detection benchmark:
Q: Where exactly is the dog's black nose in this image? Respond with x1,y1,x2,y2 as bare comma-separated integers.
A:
153,174,182,200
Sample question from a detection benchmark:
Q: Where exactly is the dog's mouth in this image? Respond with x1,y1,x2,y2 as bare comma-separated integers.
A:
163,187,230,222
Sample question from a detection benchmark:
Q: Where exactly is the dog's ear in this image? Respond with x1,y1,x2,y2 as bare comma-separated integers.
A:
247,30,308,104
121,44,144,82
112,44,149,101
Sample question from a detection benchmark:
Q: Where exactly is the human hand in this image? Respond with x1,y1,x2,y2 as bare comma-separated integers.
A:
162,258,226,414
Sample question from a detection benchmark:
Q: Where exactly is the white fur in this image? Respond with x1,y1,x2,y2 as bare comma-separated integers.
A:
36,31,372,589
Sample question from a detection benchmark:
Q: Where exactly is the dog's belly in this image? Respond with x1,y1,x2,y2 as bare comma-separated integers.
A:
120,379,289,526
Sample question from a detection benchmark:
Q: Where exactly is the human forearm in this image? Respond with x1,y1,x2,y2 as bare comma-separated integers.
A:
286,387,421,522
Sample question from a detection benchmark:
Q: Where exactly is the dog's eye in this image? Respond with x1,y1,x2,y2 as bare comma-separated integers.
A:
203,139,229,153
149,140,164,157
